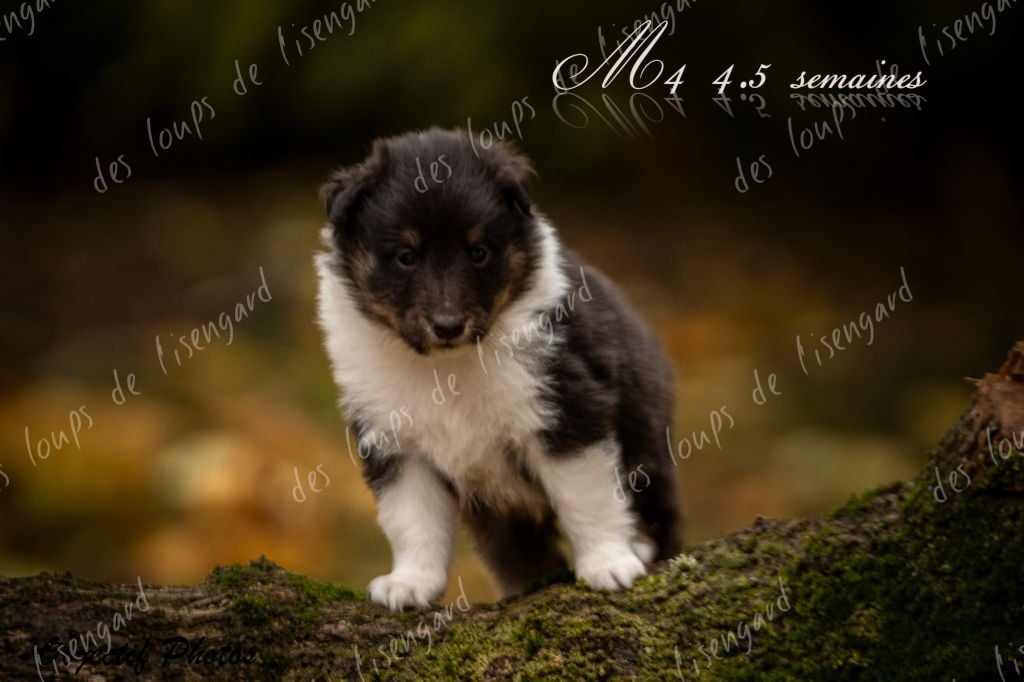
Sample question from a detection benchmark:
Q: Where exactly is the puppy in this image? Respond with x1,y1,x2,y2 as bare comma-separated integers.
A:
315,128,681,611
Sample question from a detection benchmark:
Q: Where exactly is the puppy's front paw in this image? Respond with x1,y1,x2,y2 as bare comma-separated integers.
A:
368,570,446,611
575,544,647,591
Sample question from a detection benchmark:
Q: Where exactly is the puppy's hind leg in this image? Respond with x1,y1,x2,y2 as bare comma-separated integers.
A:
463,507,569,598
615,372,683,562
530,438,647,591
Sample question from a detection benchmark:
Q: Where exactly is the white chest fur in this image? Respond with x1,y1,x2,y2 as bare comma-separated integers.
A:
346,328,553,513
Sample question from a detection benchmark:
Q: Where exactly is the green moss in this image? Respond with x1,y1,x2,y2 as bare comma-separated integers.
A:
284,573,359,604
668,553,699,579
257,650,290,677
830,481,905,519
233,595,273,626
716,483,1024,680
208,557,364,644
207,556,283,592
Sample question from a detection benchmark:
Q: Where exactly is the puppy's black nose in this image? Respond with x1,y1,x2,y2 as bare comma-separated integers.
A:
431,315,466,340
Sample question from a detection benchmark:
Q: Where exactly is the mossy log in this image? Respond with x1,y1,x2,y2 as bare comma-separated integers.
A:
3,342,1024,681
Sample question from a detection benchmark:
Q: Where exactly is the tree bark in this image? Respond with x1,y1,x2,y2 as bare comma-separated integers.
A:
3,342,1024,681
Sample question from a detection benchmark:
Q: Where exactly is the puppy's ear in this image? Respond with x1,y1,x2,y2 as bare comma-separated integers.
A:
320,139,390,228
488,141,535,216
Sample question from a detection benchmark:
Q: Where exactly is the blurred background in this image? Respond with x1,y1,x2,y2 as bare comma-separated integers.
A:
1,1,1021,603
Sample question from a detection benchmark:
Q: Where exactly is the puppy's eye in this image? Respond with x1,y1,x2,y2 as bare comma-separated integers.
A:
396,249,418,268
469,246,489,265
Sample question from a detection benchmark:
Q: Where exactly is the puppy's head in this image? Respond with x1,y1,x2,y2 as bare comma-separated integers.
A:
321,128,538,354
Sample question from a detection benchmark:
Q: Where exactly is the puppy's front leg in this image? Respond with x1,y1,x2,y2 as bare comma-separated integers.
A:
531,439,646,590
367,455,456,611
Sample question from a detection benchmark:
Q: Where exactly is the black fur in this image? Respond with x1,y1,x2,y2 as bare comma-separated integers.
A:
461,507,570,596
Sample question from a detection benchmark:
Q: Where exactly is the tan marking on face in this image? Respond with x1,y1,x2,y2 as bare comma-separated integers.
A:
490,247,529,321
508,247,527,280
349,246,376,290
491,285,514,319
467,225,484,243
367,300,404,333
401,229,421,249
